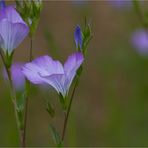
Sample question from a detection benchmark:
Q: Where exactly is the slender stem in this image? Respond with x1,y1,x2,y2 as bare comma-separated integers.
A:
0,51,22,146
22,95,28,147
29,37,33,61
61,78,79,142
7,68,23,145
22,37,33,147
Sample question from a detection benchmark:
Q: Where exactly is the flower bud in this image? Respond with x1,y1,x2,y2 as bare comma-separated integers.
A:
74,19,92,54
15,0,43,37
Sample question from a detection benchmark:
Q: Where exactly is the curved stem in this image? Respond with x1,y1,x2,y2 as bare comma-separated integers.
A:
0,51,22,146
62,78,79,142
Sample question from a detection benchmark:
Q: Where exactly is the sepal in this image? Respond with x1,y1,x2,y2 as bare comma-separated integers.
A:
59,93,68,111
46,101,55,118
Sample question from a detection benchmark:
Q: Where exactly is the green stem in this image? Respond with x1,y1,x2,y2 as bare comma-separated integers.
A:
22,95,28,147
61,77,79,142
22,37,33,147
0,51,22,146
29,37,33,61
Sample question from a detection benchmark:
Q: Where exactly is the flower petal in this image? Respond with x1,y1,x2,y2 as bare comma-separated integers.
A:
32,55,64,76
22,55,64,84
0,6,26,24
11,63,25,90
22,64,45,84
0,19,29,54
41,74,66,96
64,52,84,90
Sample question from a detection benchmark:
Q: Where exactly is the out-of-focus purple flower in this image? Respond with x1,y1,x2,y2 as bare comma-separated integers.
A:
0,0,6,9
109,0,132,9
0,6,29,55
22,52,84,97
131,29,148,55
72,0,88,7
3,63,25,91
74,25,83,50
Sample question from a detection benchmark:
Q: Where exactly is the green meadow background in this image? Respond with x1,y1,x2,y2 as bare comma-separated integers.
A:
0,1,148,146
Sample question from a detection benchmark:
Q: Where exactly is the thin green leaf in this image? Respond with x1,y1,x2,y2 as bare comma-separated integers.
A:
49,124,63,147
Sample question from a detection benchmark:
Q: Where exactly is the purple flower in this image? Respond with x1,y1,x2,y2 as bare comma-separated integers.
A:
72,0,88,7
74,25,83,50
0,0,6,9
131,29,148,55
109,0,132,9
22,52,84,97
0,6,29,55
3,63,25,90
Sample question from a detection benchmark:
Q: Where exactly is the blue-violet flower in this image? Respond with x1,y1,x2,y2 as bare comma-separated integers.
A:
22,52,84,97
3,63,25,90
131,29,148,55
108,0,132,9
0,6,29,55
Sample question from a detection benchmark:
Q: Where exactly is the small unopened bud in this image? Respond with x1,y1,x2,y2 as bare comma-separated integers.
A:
74,19,92,54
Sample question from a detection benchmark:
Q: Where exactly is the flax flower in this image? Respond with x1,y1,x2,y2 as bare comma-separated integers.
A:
22,52,84,97
0,6,29,55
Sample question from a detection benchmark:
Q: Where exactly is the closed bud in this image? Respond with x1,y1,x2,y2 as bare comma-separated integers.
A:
74,19,92,54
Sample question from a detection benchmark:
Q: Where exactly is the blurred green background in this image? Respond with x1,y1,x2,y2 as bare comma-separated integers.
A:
0,0,148,146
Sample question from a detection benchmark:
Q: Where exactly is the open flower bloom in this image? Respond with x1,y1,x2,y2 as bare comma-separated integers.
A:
3,63,25,91
22,52,84,97
131,29,148,55
0,6,29,55
74,25,82,50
